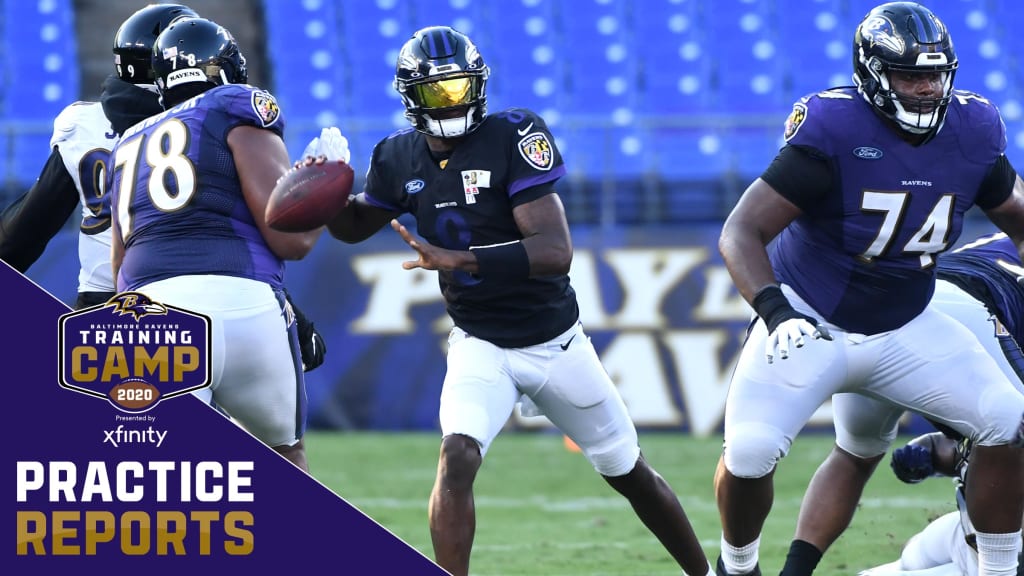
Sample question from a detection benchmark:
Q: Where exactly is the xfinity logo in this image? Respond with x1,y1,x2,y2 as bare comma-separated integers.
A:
103,425,168,447
853,146,883,159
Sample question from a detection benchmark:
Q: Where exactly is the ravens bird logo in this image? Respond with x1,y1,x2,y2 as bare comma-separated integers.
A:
106,292,169,321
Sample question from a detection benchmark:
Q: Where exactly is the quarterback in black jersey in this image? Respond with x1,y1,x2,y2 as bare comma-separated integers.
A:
320,26,711,576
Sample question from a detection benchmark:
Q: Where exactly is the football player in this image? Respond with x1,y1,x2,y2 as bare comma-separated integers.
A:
855,232,1024,576
313,25,712,576
859,432,1024,576
715,3,1024,576
109,18,323,471
933,232,1024,396
0,3,326,372
0,3,195,308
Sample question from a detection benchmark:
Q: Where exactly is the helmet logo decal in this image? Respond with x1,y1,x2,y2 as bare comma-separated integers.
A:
250,90,280,127
862,16,905,56
518,133,553,171
165,68,205,88
783,103,807,141
853,146,884,160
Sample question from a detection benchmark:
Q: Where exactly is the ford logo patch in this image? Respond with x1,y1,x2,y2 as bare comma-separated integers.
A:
853,146,883,160
404,179,425,194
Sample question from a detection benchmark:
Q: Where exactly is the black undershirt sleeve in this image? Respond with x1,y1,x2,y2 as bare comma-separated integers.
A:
759,144,832,211
0,147,79,272
974,154,1016,210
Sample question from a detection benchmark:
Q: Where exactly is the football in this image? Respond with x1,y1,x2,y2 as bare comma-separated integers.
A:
266,160,355,232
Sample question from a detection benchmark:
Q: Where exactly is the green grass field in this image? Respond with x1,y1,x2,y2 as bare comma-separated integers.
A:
305,431,955,576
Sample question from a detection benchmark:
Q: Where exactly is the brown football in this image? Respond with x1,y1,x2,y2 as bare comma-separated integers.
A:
266,160,354,232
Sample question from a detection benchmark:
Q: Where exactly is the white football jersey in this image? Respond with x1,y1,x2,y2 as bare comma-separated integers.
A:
50,101,119,293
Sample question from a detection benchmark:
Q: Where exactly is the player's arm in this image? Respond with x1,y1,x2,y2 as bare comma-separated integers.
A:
390,185,571,277
504,187,572,276
327,194,399,243
0,147,79,272
890,432,960,483
719,177,800,302
721,145,834,361
228,125,323,260
980,156,1024,264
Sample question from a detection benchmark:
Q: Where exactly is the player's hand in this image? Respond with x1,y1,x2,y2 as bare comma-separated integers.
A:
764,315,832,364
302,127,351,164
390,219,459,271
890,444,933,484
285,292,327,372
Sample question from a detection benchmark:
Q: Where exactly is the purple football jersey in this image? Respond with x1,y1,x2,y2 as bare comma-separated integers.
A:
110,84,286,291
772,87,1006,334
939,232,1024,345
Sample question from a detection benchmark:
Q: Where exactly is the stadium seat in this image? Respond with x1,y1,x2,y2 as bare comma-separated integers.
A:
704,1,788,114
632,1,714,116
2,0,78,122
775,0,850,103
263,0,345,122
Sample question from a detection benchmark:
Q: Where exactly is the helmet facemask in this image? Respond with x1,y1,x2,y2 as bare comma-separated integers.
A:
397,73,488,138
855,49,957,135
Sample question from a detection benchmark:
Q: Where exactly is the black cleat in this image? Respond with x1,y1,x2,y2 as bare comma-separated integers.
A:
716,556,762,576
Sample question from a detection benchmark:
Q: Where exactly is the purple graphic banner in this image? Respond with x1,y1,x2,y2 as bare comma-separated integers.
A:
2,263,447,574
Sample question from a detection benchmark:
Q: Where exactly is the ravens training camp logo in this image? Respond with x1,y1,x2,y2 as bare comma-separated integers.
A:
58,292,212,413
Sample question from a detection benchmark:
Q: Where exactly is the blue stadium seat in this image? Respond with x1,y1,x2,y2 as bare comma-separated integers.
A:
484,1,566,112
776,0,850,103
632,1,713,116
560,1,638,116
263,0,344,121
649,126,730,181
337,1,408,120
726,126,783,179
704,1,787,114
2,0,78,121
10,131,51,186
565,126,649,181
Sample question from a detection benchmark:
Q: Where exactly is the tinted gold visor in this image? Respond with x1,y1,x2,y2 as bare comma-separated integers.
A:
411,77,477,108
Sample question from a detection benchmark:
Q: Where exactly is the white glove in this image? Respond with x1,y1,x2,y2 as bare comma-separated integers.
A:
764,317,827,364
302,126,350,164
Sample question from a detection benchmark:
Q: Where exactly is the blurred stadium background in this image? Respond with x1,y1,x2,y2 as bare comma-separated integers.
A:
5,0,1021,436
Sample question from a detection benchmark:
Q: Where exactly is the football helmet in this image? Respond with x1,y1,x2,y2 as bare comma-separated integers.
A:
394,26,489,138
853,2,958,138
113,3,198,84
152,18,248,107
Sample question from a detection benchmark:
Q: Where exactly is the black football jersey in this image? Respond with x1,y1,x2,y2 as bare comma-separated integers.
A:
364,108,578,347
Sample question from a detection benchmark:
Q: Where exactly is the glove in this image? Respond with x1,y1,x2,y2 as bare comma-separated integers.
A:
285,293,327,372
752,285,833,364
302,126,350,164
890,444,934,484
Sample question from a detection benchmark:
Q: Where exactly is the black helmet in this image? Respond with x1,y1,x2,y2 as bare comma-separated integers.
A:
853,2,958,138
394,26,489,138
113,3,198,84
152,17,248,107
